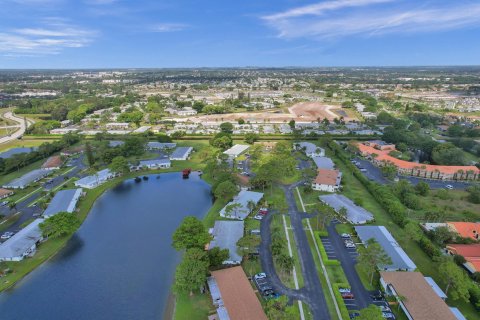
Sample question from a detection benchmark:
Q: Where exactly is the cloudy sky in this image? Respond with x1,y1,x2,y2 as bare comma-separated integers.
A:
1,0,479,68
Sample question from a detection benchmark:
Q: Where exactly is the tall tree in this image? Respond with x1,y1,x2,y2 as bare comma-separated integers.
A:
207,247,229,268
357,238,392,284
438,258,471,302
40,212,81,238
214,180,237,201
85,142,95,167
172,216,211,250
174,248,209,296
109,156,129,175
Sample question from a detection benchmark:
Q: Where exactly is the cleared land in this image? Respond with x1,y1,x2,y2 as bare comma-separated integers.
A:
170,102,357,124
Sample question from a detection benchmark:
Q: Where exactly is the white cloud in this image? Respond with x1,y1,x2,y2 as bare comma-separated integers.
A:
263,1,480,39
0,20,96,55
150,23,189,33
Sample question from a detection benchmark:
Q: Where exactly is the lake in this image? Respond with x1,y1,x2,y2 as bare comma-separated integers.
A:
0,172,212,320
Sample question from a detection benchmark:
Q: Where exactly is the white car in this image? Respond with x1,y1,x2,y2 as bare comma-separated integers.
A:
345,242,356,249
254,214,264,220
254,273,267,280
338,288,351,293
341,233,351,239
1,232,14,240
445,185,453,190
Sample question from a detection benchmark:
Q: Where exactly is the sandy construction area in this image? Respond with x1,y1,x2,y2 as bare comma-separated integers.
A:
171,102,357,124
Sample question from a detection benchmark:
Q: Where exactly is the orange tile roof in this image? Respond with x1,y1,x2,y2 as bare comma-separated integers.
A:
447,222,480,240
380,271,456,320
357,143,480,175
314,169,341,186
211,266,267,320
447,244,480,257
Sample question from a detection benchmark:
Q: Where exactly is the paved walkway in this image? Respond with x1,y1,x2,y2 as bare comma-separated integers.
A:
0,112,34,144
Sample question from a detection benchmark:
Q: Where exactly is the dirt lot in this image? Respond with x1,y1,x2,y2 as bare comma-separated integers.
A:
171,102,357,124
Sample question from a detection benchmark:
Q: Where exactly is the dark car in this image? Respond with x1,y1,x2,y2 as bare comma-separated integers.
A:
349,312,360,319
370,290,384,301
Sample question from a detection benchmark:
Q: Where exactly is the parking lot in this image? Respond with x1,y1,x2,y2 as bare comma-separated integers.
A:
322,222,397,319
353,158,476,190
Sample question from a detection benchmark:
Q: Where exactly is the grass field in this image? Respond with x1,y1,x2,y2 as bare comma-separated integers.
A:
0,139,55,152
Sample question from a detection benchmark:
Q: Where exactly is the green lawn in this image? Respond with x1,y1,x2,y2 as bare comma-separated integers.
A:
0,139,56,153
174,293,214,320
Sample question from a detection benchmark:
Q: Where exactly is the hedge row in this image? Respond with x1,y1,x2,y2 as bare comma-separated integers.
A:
314,231,341,266
332,283,352,320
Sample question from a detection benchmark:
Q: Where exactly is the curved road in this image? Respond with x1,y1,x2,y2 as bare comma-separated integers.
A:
0,112,34,145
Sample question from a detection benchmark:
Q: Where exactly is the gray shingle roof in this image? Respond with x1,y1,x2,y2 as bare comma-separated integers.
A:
209,220,244,264
0,218,44,260
355,225,417,271
3,169,51,189
170,147,193,160
43,188,82,218
319,194,373,224
219,190,263,220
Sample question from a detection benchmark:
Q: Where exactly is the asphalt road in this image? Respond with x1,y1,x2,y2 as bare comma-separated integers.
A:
259,183,331,320
0,112,34,145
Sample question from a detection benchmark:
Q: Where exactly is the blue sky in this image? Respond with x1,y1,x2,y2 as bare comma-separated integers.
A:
1,0,480,68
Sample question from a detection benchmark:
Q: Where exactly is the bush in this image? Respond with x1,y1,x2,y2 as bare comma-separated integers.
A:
315,232,340,266
418,236,442,258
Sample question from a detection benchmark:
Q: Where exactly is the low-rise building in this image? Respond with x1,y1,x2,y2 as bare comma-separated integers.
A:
3,169,51,189
0,219,44,261
41,155,63,170
355,226,417,271
0,188,14,199
146,142,177,150
106,122,130,130
223,144,250,159
312,169,342,192
138,159,171,169
320,194,374,224
208,221,244,264
170,147,193,161
446,244,480,274
43,188,82,218
74,169,115,189
380,271,458,320
296,142,325,157
219,190,263,220
312,156,335,170
208,266,268,320
447,222,480,241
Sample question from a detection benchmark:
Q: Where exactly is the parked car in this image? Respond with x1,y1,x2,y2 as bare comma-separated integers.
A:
341,233,351,239
254,214,264,220
250,229,261,235
370,290,384,301
341,292,355,299
241,172,250,176
382,312,395,319
445,185,453,190
378,305,391,312
338,287,351,293
345,242,356,248
360,168,367,172
0,201,8,206
1,232,14,240
254,273,267,280
259,208,268,215
349,312,360,319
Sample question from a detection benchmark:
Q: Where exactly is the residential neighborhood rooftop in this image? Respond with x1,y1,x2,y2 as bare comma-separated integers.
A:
320,194,373,224
223,144,250,158
355,225,417,271
209,220,244,264
210,266,268,320
43,188,82,218
0,219,44,261
380,271,457,320
3,169,51,189
219,190,263,220
314,169,341,186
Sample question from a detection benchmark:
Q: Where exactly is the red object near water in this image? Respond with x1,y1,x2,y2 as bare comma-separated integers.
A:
182,168,192,179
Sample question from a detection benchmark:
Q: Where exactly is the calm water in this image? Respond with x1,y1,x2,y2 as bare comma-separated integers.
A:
0,172,212,320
